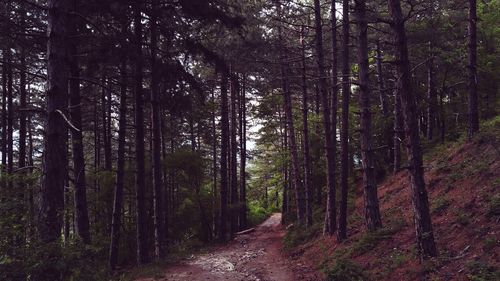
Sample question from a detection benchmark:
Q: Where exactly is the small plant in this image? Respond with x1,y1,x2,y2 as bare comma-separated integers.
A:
456,210,471,226
325,258,368,281
431,196,450,215
466,261,500,281
486,194,500,218
482,237,498,252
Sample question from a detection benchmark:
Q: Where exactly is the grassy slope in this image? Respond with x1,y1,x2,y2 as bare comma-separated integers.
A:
286,117,500,281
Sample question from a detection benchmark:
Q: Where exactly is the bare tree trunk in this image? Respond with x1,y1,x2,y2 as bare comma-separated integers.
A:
277,0,305,225
211,89,218,234
38,0,70,244
355,0,382,231
219,72,229,242
393,87,402,173
467,0,479,138
239,75,247,230
338,0,350,241
133,0,149,264
69,1,90,243
388,0,437,259
301,23,312,228
109,38,128,270
150,0,165,260
1,49,7,189
230,75,238,237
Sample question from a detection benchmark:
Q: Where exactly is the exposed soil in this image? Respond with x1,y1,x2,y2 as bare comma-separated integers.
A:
137,213,320,281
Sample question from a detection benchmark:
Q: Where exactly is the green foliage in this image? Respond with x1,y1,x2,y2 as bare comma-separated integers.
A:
283,221,321,251
324,259,368,281
482,237,498,252
247,201,270,227
431,196,451,215
348,222,404,257
455,210,472,226
466,261,500,281
486,194,500,218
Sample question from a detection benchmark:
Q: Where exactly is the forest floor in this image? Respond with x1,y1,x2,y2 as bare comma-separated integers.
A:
135,213,320,281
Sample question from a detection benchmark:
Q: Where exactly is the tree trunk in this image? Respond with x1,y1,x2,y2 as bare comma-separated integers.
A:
338,0,350,241
69,2,90,243
277,0,305,225
355,0,382,231
219,72,229,242
388,0,437,259
467,0,479,138
230,75,238,237
133,0,149,264
38,0,70,244
393,87,403,173
301,23,313,228
109,41,128,270
211,89,218,234
150,0,165,260
313,0,333,230
1,49,7,189
239,75,247,230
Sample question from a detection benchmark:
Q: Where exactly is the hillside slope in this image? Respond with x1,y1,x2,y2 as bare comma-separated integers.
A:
287,118,500,281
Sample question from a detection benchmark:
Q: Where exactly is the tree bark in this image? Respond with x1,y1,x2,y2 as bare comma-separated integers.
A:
277,0,305,225
388,0,437,259
109,45,128,270
338,0,350,241
355,0,382,231
467,0,479,138
68,0,90,243
239,75,247,230
230,75,239,236
219,72,229,242
150,0,165,260
133,0,149,264
300,23,313,228
393,87,403,173
38,0,70,244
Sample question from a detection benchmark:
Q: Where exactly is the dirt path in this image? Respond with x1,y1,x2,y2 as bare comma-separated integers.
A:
138,213,319,281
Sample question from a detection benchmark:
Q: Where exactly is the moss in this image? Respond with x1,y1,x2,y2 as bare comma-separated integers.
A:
466,261,500,281
324,258,368,281
431,196,451,215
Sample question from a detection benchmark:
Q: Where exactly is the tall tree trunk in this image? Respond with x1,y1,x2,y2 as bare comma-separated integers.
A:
388,0,437,259
133,0,149,264
38,0,70,244
1,49,7,189
219,72,229,242
467,0,479,138
376,41,389,117
211,89,218,234
238,75,247,230
281,109,288,224
355,0,382,231
393,87,403,173
109,45,128,270
230,75,238,236
277,0,305,225
150,0,165,260
69,1,90,243
300,24,313,227
7,47,13,189
338,0,351,241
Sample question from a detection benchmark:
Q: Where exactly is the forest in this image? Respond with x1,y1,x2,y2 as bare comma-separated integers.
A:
0,0,498,280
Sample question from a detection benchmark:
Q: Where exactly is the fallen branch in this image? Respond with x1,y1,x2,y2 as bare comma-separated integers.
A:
236,228,255,235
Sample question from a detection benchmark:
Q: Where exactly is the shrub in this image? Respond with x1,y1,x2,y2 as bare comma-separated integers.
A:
325,258,368,281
